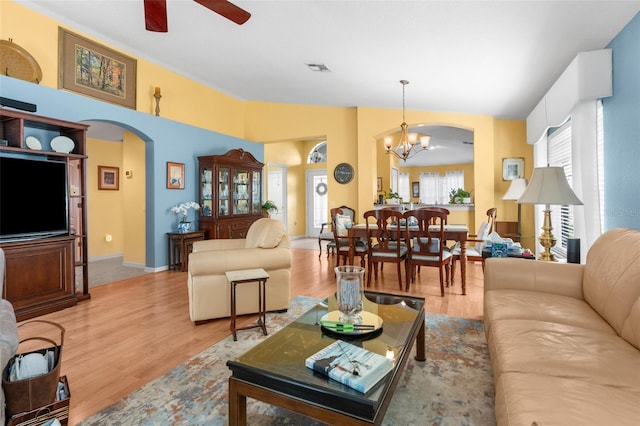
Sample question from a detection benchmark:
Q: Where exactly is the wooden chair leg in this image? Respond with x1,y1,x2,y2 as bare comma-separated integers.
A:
396,263,403,290
439,266,445,297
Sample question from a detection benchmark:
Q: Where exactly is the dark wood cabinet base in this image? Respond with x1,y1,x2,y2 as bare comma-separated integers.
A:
2,236,77,322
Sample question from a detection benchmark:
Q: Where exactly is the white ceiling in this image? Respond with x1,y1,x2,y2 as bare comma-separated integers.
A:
18,0,640,166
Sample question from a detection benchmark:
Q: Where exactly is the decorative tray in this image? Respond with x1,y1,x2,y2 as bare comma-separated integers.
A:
320,311,383,340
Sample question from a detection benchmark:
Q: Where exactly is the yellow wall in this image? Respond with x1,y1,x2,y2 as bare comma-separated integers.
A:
122,131,146,265
87,138,125,258
0,1,246,138
3,0,533,248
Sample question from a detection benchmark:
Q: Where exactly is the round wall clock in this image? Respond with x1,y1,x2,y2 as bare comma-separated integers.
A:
334,162,354,184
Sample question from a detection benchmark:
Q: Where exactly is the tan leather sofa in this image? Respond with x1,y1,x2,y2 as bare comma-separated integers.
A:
484,228,640,426
187,218,291,323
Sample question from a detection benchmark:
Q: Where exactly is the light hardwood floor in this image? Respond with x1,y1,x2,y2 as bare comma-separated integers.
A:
17,247,486,425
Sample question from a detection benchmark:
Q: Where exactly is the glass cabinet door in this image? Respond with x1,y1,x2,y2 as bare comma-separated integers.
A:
252,170,262,214
233,169,250,214
201,167,213,216
218,167,230,216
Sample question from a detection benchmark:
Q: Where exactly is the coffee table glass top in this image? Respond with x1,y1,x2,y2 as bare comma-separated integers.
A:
227,291,425,421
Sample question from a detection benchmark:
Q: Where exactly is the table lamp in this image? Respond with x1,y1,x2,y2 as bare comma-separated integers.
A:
501,178,527,238
518,167,582,261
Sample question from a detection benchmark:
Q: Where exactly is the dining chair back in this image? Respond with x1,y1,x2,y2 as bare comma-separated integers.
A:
332,207,367,267
363,208,409,290
403,209,452,295
451,207,497,284
318,205,356,258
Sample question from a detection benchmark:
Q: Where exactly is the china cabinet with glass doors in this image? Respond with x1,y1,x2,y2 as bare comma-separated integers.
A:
198,149,264,239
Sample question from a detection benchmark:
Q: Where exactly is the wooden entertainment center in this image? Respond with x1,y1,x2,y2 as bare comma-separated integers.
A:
0,108,90,321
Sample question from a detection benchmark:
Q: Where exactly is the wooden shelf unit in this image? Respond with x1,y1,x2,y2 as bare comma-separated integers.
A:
0,108,90,321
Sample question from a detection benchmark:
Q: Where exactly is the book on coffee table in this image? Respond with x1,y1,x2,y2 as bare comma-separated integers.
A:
305,340,393,393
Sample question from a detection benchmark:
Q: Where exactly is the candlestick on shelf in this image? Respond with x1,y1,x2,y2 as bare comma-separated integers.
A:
154,87,162,116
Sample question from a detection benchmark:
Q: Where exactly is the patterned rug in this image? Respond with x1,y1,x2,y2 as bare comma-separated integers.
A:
80,296,495,425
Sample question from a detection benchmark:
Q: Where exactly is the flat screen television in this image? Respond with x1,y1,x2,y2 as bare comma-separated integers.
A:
0,155,69,241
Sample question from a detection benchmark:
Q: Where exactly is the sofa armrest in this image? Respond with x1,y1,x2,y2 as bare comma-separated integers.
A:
189,247,291,276
484,258,585,299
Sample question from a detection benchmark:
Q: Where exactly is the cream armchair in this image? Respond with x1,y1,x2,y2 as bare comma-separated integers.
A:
187,218,291,324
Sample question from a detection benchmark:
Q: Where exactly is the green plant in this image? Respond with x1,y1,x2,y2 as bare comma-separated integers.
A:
448,188,471,204
384,188,400,199
262,200,279,214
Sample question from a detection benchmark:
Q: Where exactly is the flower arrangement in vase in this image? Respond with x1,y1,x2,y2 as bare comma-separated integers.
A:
170,201,200,232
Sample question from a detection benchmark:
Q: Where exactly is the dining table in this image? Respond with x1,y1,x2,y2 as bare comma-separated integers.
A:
347,223,470,295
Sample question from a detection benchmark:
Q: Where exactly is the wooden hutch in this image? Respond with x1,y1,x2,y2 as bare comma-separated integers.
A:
198,149,264,239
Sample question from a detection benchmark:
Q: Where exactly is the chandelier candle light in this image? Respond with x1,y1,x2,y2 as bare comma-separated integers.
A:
384,80,431,162
518,167,582,261
170,201,200,233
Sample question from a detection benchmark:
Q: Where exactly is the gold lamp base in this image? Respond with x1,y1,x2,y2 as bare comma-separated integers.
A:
537,208,557,262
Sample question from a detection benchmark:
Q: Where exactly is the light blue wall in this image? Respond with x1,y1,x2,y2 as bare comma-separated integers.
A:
604,12,640,230
0,76,263,268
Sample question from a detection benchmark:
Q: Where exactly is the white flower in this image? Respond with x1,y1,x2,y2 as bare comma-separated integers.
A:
170,201,201,222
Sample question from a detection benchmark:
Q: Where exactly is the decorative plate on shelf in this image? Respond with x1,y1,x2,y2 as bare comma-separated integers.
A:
25,136,42,150
0,39,43,84
51,136,75,153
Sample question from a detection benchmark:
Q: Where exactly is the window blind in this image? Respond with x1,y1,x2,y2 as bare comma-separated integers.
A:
547,120,574,259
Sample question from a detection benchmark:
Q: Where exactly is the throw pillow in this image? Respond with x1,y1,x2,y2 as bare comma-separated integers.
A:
245,218,286,249
335,214,352,237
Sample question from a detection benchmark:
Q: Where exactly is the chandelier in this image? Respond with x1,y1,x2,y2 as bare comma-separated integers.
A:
384,80,430,162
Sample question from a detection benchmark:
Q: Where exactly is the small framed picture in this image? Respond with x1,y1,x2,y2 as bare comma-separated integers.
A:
167,162,185,189
412,182,420,198
376,177,382,192
502,158,524,181
98,166,119,190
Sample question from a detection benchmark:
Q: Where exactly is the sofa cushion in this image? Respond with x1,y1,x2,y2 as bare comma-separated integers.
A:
488,318,640,391
484,289,616,335
495,372,640,426
245,218,286,249
582,228,640,350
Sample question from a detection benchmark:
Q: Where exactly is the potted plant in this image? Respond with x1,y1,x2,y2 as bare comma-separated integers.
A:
170,201,201,232
449,188,472,204
262,200,278,217
384,189,401,205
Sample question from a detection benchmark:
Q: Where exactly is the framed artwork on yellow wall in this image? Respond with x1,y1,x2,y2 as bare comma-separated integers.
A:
502,157,524,181
98,166,119,190
377,177,382,192
59,28,137,109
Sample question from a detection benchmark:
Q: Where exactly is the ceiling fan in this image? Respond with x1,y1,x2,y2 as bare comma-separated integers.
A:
144,0,251,32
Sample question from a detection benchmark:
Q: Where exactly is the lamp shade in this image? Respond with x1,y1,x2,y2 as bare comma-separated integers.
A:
502,178,527,201
518,167,583,206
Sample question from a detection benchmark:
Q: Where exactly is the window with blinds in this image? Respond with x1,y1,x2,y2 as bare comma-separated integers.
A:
547,120,574,259
418,170,464,205
399,172,410,201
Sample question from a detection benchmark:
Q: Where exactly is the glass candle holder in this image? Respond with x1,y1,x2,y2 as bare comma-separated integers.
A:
334,265,365,323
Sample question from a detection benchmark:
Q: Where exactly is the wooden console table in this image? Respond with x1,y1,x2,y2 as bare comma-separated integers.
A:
167,231,206,272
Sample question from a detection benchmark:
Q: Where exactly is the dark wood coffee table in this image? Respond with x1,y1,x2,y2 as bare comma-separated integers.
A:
227,291,425,425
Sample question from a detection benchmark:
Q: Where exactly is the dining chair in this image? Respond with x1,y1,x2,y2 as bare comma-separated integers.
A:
403,209,452,295
317,205,356,258
332,207,367,267
363,208,409,290
450,207,497,284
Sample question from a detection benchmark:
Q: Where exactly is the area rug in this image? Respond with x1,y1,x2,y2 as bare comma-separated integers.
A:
80,296,495,425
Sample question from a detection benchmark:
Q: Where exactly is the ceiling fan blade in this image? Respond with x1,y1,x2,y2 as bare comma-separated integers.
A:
144,0,168,32
194,0,251,25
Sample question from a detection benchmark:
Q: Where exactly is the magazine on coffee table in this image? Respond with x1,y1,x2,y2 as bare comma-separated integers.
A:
305,340,393,393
